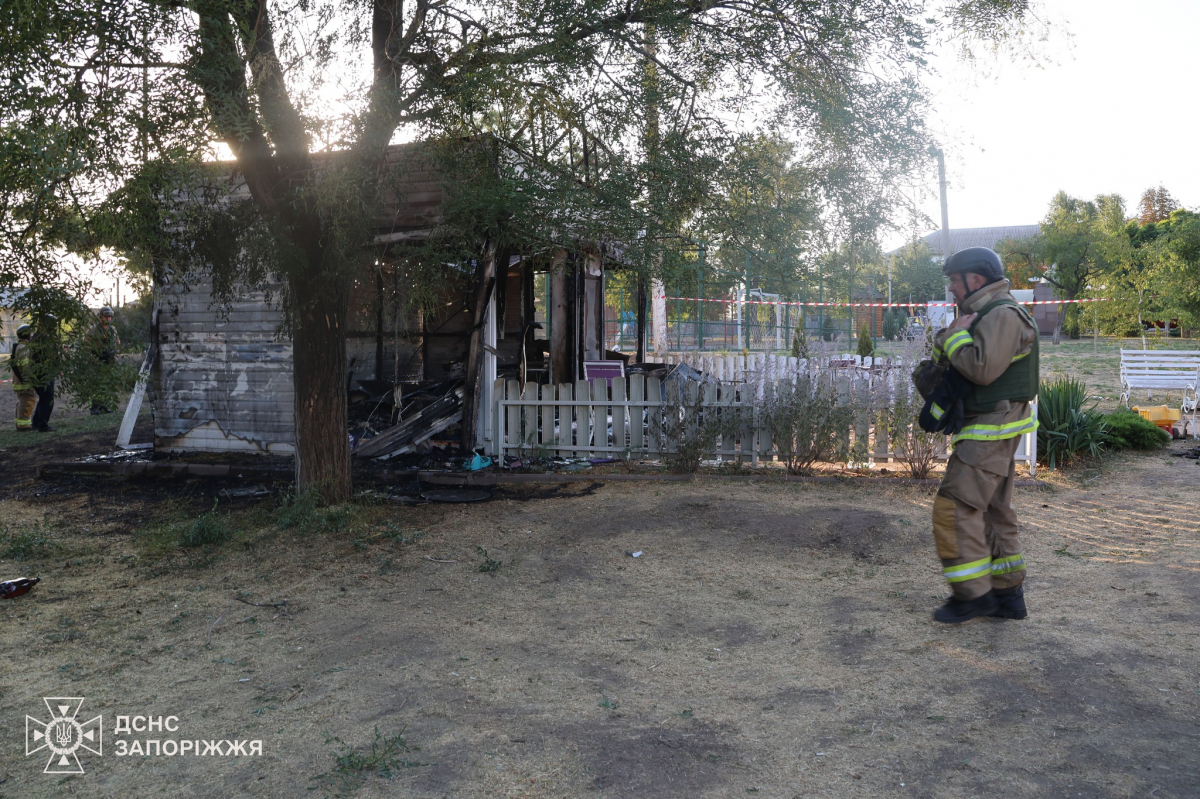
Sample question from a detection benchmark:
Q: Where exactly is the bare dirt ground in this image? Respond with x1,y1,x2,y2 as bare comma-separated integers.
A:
2,429,1199,797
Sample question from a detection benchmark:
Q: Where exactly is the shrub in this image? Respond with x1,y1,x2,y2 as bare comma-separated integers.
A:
1036,378,1106,470
1102,410,1170,450
881,385,941,479
183,500,232,547
791,324,810,359
655,380,746,473
881,308,905,341
761,373,854,475
276,490,354,534
855,326,874,357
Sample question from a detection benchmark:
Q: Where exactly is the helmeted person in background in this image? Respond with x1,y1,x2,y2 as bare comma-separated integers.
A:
29,313,61,433
928,247,1039,624
86,305,121,414
9,324,37,431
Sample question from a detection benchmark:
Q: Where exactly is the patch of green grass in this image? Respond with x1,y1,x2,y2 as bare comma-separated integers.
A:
380,524,426,545
598,696,619,711
309,727,425,797
277,490,356,536
0,407,140,450
181,500,232,548
0,522,56,560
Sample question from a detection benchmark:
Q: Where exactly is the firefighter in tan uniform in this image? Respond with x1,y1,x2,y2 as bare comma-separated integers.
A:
929,247,1039,623
10,324,37,431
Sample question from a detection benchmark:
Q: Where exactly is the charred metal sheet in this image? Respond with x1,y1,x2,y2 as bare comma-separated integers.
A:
152,272,295,454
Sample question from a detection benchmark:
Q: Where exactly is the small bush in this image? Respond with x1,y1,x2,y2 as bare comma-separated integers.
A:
1037,378,1106,470
310,727,424,796
276,490,354,535
881,308,906,341
762,373,855,475
791,324,810,359
182,500,232,548
881,385,941,479
855,326,874,357
1102,410,1170,450
656,380,746,473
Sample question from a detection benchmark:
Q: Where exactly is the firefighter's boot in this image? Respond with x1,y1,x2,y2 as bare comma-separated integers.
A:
933,591,998,624
988,585,1027,620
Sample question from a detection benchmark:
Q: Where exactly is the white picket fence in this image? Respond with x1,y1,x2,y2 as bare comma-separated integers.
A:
490,366,1038,474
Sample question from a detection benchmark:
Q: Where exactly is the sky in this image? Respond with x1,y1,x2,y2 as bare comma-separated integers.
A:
887,0,1200,250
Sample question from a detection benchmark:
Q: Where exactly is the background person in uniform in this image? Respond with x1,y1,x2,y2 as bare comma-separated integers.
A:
86,305,121,414
29,313,61,433
927,247,1039,624
9,324,37,431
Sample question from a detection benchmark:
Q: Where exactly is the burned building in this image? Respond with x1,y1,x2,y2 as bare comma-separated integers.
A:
149,141,624,456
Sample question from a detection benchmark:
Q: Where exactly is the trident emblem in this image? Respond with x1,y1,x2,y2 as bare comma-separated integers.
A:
26,697,103,774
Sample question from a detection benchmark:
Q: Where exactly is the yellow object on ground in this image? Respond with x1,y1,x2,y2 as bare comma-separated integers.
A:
1133,405,1181,430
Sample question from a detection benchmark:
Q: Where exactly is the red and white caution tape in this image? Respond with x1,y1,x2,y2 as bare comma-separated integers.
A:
658,296,1110,309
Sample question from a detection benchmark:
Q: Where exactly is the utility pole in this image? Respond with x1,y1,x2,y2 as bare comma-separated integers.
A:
930,146,951,259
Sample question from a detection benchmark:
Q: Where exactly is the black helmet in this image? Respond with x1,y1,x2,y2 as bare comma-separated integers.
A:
16,324,32,340
100,306,114,317
942,247,1004,281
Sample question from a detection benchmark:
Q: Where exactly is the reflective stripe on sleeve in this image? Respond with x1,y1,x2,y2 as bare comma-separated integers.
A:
931,402,945,421
991,555,1026,574
943,330,973,357
944,557,992,583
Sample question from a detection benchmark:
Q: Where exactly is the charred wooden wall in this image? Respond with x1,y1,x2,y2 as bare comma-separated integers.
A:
152,273,295,454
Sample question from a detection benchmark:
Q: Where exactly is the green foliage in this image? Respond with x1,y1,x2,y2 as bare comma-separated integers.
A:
380,525,427,545
1036,378,1106,470
0,522,55,560
889,240,945,303
276,491,353,535
182,500,232,548
475,546,502,573
657,381,747,473
881,308,905,341
1102,411,1170,451
762,374,855,475
0,0,1040,495
855,325,874,357
881,386,940,479
821,314,842,342
310,727,424,797
110,294,153,353
791,323,810,358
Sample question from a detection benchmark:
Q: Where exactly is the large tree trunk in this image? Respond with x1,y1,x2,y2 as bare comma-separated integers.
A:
290,266,351,503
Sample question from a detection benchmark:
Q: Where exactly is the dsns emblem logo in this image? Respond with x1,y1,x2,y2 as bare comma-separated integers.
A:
26,697,103,774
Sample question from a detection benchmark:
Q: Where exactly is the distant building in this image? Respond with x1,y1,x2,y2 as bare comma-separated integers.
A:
917,224,1039,258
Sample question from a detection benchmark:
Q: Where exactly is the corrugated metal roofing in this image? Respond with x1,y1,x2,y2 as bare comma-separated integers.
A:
918,225,1040,256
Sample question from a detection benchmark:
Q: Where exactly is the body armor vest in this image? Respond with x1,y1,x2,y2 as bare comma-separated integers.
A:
962,299,1039,414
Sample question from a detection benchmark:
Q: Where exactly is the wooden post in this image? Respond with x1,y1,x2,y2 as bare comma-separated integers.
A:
636,276,647,364
549,249,571,383
461,244,498,452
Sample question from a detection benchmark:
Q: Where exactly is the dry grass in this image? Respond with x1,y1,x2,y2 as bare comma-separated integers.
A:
2,438,1199,797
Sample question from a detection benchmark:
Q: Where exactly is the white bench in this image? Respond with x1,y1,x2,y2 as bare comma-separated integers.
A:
1119,349,1199,435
